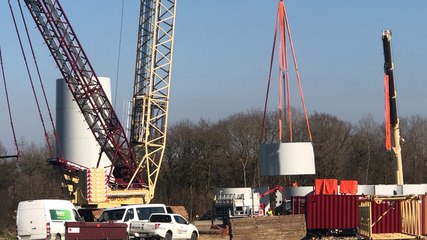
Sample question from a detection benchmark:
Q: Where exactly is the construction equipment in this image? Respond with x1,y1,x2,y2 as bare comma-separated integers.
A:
129,0,176,203
23,0,176,205
259,185,283,199
213,188,260,219
382,29,404,185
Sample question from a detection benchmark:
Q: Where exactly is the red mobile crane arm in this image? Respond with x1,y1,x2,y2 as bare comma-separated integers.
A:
24,0,142,186
259,185,283,198
382,29,404,185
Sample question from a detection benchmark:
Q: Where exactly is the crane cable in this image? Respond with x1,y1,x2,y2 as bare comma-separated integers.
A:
260,4,279,143
16,0,64,159
8,0,57,158
262,0,312,143
114,0,125,109
0,44,20,160
282,1,312,142
278,2,292,142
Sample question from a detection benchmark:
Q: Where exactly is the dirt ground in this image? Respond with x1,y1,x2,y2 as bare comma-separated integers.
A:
194,220,229,240
199,233,229,240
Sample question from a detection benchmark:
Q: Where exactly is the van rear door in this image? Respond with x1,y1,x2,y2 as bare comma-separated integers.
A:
17,208,47,239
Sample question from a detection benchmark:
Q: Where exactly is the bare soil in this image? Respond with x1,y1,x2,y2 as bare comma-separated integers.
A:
199,234,229,240
194,220,229,240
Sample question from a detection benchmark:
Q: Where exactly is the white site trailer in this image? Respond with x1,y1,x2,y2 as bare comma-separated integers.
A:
213,188,260,219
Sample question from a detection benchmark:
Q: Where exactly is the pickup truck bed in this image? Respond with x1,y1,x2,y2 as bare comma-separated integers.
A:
130,213,198,240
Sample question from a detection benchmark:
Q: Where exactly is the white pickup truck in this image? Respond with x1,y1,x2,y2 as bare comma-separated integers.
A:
129,213,198,240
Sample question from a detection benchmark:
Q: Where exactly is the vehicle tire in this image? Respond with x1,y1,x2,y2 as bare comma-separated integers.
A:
55,234,61,240
164,231,172,240
190,231,198,240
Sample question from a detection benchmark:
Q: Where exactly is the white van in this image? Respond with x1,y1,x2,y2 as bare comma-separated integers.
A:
16,199,81,240
98,203,167,227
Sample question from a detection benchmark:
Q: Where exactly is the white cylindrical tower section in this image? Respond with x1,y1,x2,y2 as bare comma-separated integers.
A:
56,77,112,168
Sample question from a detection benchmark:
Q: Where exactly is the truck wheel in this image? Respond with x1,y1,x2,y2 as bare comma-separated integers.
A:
190,231,198,240
164,232,172,240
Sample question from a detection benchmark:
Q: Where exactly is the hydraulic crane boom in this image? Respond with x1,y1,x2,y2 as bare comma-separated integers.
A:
382,29,404,185
24,0,142,186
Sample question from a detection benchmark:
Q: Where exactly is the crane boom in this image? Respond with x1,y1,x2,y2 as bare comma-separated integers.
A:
24,0,143,186
24,0,176,204
382,29,404,185
382,30,398,125
129,0,176,200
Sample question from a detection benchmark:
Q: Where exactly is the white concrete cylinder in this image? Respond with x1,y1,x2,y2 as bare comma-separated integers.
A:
259,142,316,176
56,77,112,169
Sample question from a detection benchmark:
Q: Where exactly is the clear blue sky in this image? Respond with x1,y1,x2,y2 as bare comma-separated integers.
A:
1,0,427,151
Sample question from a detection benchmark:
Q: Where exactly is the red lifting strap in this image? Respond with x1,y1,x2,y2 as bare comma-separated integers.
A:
263,0,312,143
384,74,391,151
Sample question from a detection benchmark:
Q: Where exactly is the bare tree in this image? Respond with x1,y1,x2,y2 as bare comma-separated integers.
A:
158,119,233,219
220,109,263,187
309,112,352,179
14,142,67,201
400,116,427,183
347,115,384,184
0,157,18,235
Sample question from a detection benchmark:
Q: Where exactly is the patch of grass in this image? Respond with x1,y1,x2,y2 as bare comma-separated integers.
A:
0,226,16,240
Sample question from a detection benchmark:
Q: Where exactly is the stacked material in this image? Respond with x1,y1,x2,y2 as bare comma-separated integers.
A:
230,215,305,240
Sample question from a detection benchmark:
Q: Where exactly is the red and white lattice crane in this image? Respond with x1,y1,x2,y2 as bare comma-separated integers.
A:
23,0,176,204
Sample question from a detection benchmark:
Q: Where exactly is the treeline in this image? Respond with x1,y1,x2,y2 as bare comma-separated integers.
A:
154,110,427,218
1,109,427,234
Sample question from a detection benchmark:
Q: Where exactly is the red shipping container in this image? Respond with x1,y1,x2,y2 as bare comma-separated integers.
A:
306,194,359,230
65,221,128,240
291,196,306,215
370,199,401,234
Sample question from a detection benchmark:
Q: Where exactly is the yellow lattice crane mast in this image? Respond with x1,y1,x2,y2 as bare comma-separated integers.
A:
129,0,177,202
